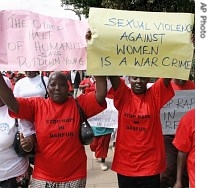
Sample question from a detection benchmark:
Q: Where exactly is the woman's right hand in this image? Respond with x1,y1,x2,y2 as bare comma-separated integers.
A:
20,133,36,152
85,30,92,40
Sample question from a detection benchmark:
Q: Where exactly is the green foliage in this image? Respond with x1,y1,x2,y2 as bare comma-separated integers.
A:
104,0,194,13
61,0,103,18
61,0,194,18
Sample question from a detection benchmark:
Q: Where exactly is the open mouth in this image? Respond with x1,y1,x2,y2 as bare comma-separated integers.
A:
135,85,142,89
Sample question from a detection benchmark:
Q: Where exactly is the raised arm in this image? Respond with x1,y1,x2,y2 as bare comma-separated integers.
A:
108,76,121,90
163,78,172,87
0,73,19,113
94,76,107,105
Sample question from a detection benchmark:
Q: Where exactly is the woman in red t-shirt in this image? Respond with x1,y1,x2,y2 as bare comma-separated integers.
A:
0,71,107,188
172,108,195,188
79,76,96,94
109,76,175,188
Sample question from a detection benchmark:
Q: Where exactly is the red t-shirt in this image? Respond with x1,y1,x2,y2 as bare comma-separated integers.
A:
79,78,96,94
9,93,106,182
171,80,195,90
173,108,195,187
111,78,175,176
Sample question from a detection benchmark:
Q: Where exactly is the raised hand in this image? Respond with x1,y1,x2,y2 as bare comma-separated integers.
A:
85,30,92,40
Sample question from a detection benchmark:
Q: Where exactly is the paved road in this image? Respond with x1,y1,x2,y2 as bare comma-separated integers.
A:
85,145,118,188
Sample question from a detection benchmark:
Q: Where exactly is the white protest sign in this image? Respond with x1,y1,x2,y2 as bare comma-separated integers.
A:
88,98,118,128
161,90,195,135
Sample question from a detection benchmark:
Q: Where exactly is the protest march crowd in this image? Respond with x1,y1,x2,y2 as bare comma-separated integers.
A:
0,6,195,188
0,69,195,188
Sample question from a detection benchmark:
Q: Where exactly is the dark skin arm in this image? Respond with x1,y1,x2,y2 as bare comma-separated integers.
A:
173,151,188,188
108,76,121,91
0,73,19,113
108,77,172,91
163,78,172,87
94,76,107,105
86,31,107,105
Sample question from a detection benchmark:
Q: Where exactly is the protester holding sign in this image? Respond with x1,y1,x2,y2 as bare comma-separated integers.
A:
160,78,195,188
85,26,175,187
172,108,195,188
0,71,107,188
109,76,174,188
86,7,194,187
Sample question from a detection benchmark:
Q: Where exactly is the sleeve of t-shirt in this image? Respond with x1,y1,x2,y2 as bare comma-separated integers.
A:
77,92,107,119
80,78,89,85
8,97,35,122
13,80,22,97
19,119,36,137
172,114,193,153
79,80,85,85
151,78,175,109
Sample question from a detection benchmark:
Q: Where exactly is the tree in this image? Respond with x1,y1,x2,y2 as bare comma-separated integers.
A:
61,0,103,18
61,0,195,18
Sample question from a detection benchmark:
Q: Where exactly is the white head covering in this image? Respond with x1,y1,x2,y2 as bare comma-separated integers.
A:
3,76,12,89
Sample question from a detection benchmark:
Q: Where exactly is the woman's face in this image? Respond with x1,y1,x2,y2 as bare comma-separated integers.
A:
47,73,69,103
129,76,150,94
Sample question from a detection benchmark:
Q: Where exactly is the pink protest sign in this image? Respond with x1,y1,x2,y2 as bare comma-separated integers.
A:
0,10,88,71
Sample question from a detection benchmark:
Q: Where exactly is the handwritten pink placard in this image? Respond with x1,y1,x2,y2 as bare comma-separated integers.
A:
0,10,88,71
